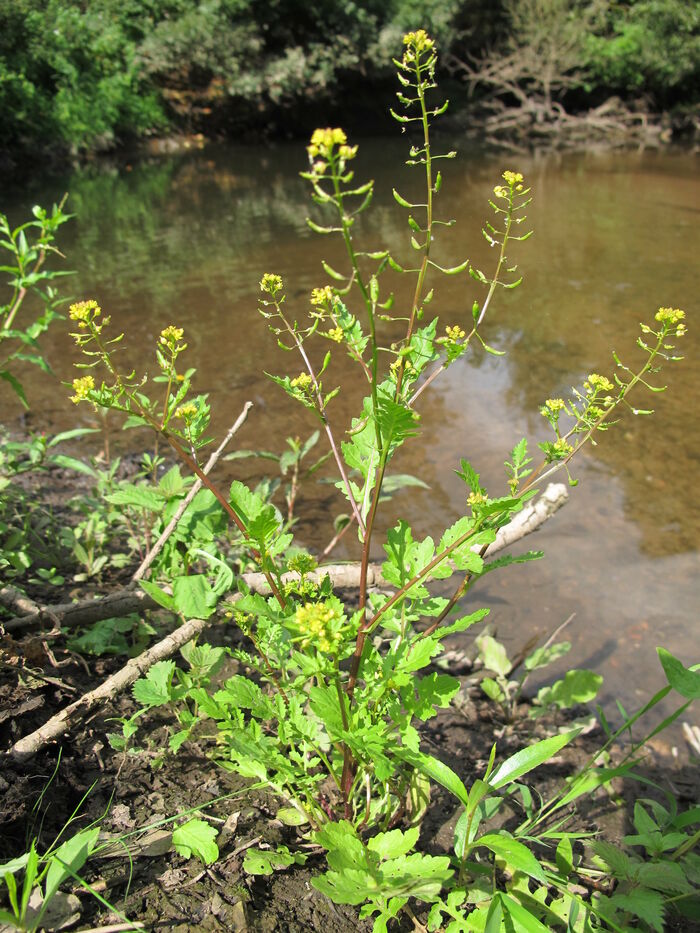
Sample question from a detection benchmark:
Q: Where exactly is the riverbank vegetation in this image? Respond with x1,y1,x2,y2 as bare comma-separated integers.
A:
2,30,698,932
1,0,698,171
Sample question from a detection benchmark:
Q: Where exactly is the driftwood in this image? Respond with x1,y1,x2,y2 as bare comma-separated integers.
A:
6,483,567,761
9,615,213,761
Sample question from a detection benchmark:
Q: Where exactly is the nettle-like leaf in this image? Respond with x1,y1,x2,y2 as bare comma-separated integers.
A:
608,889,665,933
334,298,368,358
172,819,219,865
180,642,226,680
376,386,419,454
106,483,164,511
312,821,453,907
132,660,175,708
437,516,488,573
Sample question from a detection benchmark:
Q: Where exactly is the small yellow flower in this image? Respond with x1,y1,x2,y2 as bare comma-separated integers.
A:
260,273,283,295
160,325,184,345
175,402,197,420
69,300,100,322
326,326,344,343
445,324,466,341
493,185,508,199
293,600,344,653
390,357,415,376
585,373,614,393
502,170,524,186
403,30,435,54
467,491,487,508
310,286,334,306
308,128,348,160
655,307,685,328
553,438,574,457
70,375,95,403
544,398,566,413
290,372,313,390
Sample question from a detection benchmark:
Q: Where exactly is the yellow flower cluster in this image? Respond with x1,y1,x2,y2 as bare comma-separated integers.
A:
69,300,100,322
445,324,466,341
160,325,184,345
175,402,197,421
390,357,416,376
293,601,343,653
502,170,524,186
311,286,334,306
655,307,686,335
402,30,435,56
553,438,574,457
260,273,283,295
70,375,95,403
585,373,614,393
291,372,313,390
307,128,351,161
467,491,487,508
545,398,566,413
326,326,344,343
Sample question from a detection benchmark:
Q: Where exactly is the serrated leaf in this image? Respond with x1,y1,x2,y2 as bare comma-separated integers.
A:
591,840,634,879
367,827,419,860
106,485,164,511
173,819,219,865
172,574,217,619
525,642,571,671
132,660,175,707
610,889,664,932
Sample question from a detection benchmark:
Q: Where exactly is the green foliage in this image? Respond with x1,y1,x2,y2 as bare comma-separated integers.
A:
55,29,693,933
475,631,603,722
584,0,700,105
172,819,219,865
0,201,72,406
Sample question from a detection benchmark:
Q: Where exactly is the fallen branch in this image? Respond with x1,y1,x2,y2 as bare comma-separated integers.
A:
6,484,568,762
9,614,218,761
2,483,568,632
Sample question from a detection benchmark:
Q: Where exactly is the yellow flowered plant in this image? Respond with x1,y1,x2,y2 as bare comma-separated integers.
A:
70,375,95,404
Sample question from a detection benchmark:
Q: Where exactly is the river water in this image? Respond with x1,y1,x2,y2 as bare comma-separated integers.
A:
4,138,698,736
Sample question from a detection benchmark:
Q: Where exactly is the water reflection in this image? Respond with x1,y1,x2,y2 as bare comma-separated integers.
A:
3,139,698,721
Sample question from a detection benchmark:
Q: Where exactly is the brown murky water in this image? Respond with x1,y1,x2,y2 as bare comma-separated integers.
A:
4,138,698,731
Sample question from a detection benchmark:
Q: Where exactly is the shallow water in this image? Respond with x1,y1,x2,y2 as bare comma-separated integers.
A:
4,138,698,732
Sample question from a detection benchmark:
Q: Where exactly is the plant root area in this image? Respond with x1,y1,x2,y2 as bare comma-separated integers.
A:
2,627,699,932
